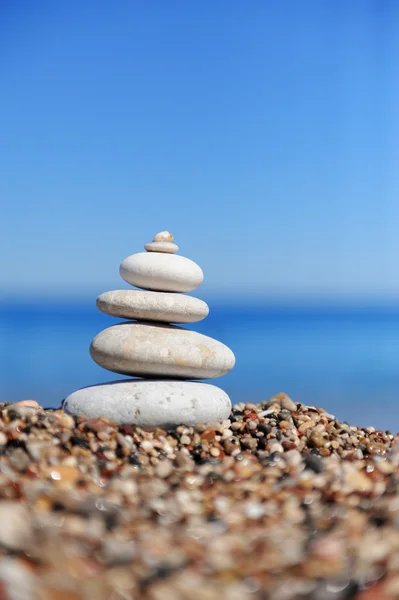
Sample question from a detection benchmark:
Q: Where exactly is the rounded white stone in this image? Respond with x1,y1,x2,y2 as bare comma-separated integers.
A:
90,322,235,379
97,290,209,323
144,241,179,254
63,380,232,428
120,252,203,292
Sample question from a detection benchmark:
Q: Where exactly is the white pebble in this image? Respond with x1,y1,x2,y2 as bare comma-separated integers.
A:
244,502,265,519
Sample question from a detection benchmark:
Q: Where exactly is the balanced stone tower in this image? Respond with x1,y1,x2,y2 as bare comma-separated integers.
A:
63,231,235,429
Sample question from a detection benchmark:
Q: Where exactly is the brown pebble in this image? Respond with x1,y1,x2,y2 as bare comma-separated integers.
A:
267,392,297,412
309,431,327,448
241,437,258,450
45,465,81,485
282,441,297,451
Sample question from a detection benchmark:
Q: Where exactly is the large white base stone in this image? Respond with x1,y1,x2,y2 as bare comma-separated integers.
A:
63,380,232,428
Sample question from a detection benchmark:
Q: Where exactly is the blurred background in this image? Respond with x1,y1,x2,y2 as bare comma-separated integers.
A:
1,1,399,430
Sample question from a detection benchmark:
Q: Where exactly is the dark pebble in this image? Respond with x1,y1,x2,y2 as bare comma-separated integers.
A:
6,439,26,450
115,447,125,459
69,436,90,449
304,453,324,473
128,454,141,467
258,423,272,435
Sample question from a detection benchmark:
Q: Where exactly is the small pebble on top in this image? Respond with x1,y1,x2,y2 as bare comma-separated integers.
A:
144,230,179,254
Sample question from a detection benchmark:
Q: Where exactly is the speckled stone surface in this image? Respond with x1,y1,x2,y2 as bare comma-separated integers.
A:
90,321,235,379
96,290,209,323
63,379,232,427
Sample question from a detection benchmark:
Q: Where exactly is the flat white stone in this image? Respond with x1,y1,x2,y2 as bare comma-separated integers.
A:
144,241,179,254
63,380,232,428
90,322,235,379
97,290,209,323
120,252,203,292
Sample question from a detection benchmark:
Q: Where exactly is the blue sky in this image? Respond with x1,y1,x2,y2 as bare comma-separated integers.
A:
1,0,399,300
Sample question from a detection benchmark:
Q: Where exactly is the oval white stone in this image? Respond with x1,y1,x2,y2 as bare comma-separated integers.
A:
97,290,209,323
63,380,232,428
120,252,203,292
90,322,235,379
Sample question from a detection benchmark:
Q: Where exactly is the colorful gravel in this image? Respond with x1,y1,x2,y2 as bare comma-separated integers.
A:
0,393,399,599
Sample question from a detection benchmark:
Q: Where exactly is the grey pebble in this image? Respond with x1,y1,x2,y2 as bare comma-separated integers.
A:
304,453,325,473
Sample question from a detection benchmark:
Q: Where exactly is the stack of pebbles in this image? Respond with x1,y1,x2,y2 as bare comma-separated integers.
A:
64,231,235,428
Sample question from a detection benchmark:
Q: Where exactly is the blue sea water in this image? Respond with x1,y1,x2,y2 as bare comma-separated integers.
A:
1,300,399,431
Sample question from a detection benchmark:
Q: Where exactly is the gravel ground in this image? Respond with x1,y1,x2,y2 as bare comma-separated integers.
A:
0,393,399,599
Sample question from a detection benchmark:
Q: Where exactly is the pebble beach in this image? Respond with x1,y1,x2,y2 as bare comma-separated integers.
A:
1,393,399,599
